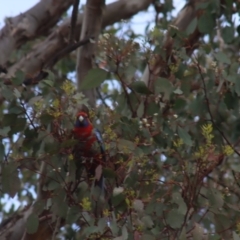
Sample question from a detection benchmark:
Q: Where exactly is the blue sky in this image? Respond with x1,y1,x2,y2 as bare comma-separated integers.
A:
0,0,185,33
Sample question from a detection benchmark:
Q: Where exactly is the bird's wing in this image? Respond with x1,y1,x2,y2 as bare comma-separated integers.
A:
93,128,105,159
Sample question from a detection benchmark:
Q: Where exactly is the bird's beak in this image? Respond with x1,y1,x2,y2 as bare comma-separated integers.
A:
79,115,84,122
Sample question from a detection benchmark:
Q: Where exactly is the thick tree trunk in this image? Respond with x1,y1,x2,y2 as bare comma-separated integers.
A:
76,0,105,107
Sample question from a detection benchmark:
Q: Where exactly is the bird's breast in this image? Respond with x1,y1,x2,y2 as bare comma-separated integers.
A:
73,128,100,157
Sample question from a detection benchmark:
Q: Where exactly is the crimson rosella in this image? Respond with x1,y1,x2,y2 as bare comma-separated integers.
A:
73,111,105,191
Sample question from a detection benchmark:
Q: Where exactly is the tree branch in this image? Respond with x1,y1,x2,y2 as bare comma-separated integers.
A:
0,0,74,68
69,0,81,43
2,0,152,80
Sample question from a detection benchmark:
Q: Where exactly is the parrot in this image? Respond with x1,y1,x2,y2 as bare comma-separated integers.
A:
72,111,105,191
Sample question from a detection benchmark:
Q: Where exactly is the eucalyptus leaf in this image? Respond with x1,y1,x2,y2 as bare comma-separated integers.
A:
81,68,108,89
166,209,185,229
130,81,152,95
26,213,39,234
214,52,231,65
177,127,193,146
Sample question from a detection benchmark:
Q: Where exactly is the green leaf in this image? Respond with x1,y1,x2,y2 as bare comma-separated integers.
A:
214,52,231,65
146,102,159,116
40,112,55,125
66,206,81,224
13,70,24,85
10,118,26,134
33,200,45,215
130,81,152,95
83,226,99,238
166,209,184,229
189,94,206,115
117,139,135,152
42,79,54,87
103,168,117,179
172,192,187,214
178,127,193,146
224,91,238,109
137,101,144,118
173,98,186,111
186,17,197,35
110,221,120,236
1,87,14,101
222,26,234,44
112,193,126,207
47,180,60,191
207,188,224,208
60,139,77,148
81,68,108,90
26,213,39,234
0,126,11,137
13,88,21,98
52,189,68,218
8,106,24,114
198,12,214,34
141,215,154,228
3,114,17,126
97,218,107,233
154,77,173,99
28,96,43,106
2,162,21,198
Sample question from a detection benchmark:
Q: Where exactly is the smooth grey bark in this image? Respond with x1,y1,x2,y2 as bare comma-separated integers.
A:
76,0,105,107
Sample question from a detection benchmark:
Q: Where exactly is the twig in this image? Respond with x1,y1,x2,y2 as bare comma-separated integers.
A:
153,1,162,27
69,0,80,43
51,216,61,240
39,214,52,222
115,63,136,117
96,87,109,108
20,100,37,132
208,175,240,199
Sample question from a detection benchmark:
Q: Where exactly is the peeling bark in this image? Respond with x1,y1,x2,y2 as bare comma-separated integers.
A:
0,0,74,68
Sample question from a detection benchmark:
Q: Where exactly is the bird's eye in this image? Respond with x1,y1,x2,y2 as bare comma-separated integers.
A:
79,115,84,122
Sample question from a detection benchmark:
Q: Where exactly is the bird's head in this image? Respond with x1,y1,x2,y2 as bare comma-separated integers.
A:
75,111,90,128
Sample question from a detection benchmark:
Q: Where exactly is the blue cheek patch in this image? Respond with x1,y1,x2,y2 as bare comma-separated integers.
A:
75,118,90,128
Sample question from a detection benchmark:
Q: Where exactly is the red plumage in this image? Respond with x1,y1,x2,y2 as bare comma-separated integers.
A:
73,111,96,156
73,111,105,189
